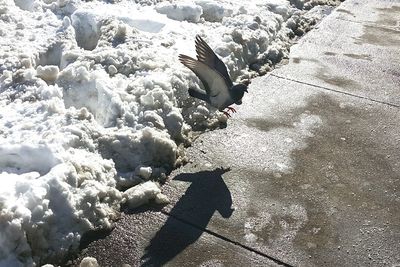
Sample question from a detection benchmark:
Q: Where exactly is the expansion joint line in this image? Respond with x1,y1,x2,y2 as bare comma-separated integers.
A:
160,210,294,267
270,73,400,108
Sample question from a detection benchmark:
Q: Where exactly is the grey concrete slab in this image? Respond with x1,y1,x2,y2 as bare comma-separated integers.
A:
71,2,400,267
73,210,278,266
332,0,400,28
162,75,400,267
273,11,400,106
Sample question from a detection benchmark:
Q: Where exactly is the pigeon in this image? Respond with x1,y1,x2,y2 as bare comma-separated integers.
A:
179,35,248,117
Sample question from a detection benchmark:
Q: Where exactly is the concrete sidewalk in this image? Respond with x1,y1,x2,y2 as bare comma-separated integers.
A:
75,1,400,266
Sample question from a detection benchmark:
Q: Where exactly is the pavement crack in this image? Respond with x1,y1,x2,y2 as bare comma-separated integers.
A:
270,73,400,108
160,210,294,267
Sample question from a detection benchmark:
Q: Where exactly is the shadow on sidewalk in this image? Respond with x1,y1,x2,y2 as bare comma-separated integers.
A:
141,167,233,266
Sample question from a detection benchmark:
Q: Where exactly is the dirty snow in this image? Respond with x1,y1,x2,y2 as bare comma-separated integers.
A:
0,0,340,265
122,180,169,209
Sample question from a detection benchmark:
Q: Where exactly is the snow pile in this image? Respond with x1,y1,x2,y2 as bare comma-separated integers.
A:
0,0,341,265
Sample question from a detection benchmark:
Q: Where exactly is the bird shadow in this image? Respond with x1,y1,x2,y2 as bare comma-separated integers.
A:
140,167,233,266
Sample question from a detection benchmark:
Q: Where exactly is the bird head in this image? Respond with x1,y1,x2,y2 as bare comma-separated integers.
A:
232,83,248,94
231,83,248,105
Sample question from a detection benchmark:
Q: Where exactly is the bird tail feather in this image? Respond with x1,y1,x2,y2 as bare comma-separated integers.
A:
188,88,209,102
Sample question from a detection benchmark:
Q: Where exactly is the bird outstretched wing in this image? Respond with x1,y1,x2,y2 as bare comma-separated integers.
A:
194,35,233,88
179,54,230,103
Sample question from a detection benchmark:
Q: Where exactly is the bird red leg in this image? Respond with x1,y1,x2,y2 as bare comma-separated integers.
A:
223,111,231,118
227,106,236,113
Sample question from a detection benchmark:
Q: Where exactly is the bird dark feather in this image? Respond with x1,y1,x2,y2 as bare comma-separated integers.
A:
178,54,214,93
194,35,233,87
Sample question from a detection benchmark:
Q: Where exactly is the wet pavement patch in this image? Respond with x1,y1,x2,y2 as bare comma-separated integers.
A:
324,52,372,61
243,93,400,266
335,8,355,17
354,4,400,47
343,53,372,61
293,57,301,64
354,25,400,47
291,57,320,64
323,51,337,56
375,6,400,27
315,67,360,89
245,118,293,132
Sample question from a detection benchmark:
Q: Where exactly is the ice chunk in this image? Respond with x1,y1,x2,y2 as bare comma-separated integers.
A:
156,2,203,23
59,68,124,127
0,144,60,176
36,65,59,83
265,0,291,18
135,166,152,180
122,17,165,33
195,0,231,22
107,65,117,75
14,0,35,11
71,10,101,50
123,181,161,208
80,257,99,267
155,192,170,205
